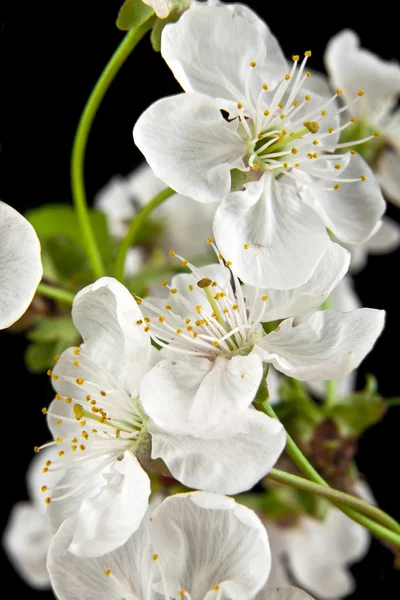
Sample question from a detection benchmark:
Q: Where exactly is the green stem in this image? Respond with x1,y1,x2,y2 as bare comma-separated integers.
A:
71,18,155,280
37,283,74,306
268,468,400,535
325,378,337,407
257,399,400,546
115,187,176,283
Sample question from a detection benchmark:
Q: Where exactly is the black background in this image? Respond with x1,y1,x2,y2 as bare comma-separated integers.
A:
2,1,400,598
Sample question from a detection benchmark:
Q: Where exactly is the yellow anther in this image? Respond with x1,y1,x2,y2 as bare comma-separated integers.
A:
176,329,183,335
188,285,194,291
158,316,166,323
373,131,380,137
193,332,198,337
85,395,91,401
54,354,60,361
262,295,268,301
196,305,202,314
232,304,238,310
76,378,84,385
56,419,62,426
71,437,78,444
73,360,79,367
358,89,365,96
360,175,366,181
92,429,97,434
278,102,284,109
313,140,319,145
305,95,311,101
223,308,229,313
34,446,40,453
212,281,217,287
45,497,51,504
42,467,48,473
197,278,212,288
136,319,143,325
181,260,188,266
285,73,291,80
207,237,213,244
179,591,186,598
152,554,158,561
321,110,327,116
350,117,356,123
144,326,150,332
46,460,52,467
292,54,299,61
307,152,313,159
218,253,224,260
73,348,80,356
169,249,175,257
104,569,111,576
291,148,298,154
237,102,243,109
82,431,89,439
334,183,340,190
293,100,299,108
244,243,249,249
58,450,64,457
283,162,288,168
328,128,334,134
350,149,357,155
213,586,220,592
135,298,142,305
41,486,47,492
165,305,172,310
334,164,341,169
170,288,177,294
144,317,151,324
304,121,319,133
304,50,312,57
42,407,47,414
71,445,77,452
313,152,318,158
262,83,268,90
212,341,219,347
52,374,59,381
185,318,191,324
55,393,61,400
280,113,285,120
80,420,86,427
47,369,52,376
161,280,168,287
186,326,193,332
73,404,84,420
336,88,342,95
306,70,311,77
90,400,96,405
263,109,270,116
253,163,260,170
250,61,256,67
226,260,232,267
79,444,86,451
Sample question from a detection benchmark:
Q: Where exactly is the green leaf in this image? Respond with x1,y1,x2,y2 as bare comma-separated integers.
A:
294,489,319,517
27,315,79,345
116,0,154,31
25,342,58,373
328,394,387,435
25,204,114,271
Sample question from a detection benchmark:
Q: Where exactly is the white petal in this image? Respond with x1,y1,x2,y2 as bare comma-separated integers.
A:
307,370,357,401
133,93,246,203
142,0,172,18
3,502,52,589
149,408,285,494
325,30,400,120
242,242,350,321
256,309,385,381
257,588,314,600
94,175,136,239
72,277,150,395
328,276,361,312
214,175,329,289
150,491,270,599
161,5,286,113
287,509,369,599
299,153,385,244
68,452,151,557
266,366,282,405
366,216,400,254
47,516,154,600
27,447,63,509
141,354,263,436
377,149,400,206
0,201,42,329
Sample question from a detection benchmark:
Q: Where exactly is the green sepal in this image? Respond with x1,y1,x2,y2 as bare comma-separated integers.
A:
25,315,80,373
150,0,191,51
327,393,386,436
116,0,154,31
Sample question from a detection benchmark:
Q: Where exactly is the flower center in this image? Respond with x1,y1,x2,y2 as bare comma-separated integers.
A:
235,51,379,191
134,241,268,360
36,351,147,505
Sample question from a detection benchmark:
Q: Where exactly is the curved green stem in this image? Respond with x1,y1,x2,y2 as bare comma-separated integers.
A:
37,283,74,306
267,468,400,535
325,378,337,407
114,187,176,283
257,399,400,546
71,18,155,280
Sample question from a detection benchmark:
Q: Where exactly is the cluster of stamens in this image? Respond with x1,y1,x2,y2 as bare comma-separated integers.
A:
134,240,268,359
35,349,146,505
236,51,379,191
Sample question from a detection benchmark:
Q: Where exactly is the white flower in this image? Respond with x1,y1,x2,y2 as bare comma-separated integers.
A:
325,30,400,206
133,5,385,289
37,276,286,556
266,482,372,600
0,201,42,329
94,163,216,258
47,490,312,600
142,0,173,18
2,448,59,589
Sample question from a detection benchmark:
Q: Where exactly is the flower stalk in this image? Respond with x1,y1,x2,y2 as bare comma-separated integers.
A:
71,18,155,280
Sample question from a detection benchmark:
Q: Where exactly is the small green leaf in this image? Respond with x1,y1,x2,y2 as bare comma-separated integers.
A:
329,394,387,435
25,317,80,373
117,0,154,31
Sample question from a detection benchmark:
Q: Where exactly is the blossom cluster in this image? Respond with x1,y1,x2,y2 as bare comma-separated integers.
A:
2,2,400,599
